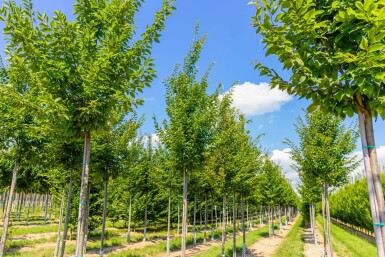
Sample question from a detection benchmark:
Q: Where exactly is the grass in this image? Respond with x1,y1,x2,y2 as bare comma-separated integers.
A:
273,215,304,257
316,215,377,257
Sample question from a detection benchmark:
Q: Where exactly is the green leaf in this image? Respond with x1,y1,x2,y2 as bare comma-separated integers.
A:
368,44,384,53
359,37,368,50
296,0,304,9
307,102,318,113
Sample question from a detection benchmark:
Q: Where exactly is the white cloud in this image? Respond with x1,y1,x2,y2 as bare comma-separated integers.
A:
270,148,299,186
226,82,292,116
258,124,264,130
143,133,160,146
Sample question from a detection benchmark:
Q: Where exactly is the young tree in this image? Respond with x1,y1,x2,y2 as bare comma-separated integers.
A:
157,27,216,256
287,110,359,256
0,0,175,255
93,117,141,257
252,1,385,254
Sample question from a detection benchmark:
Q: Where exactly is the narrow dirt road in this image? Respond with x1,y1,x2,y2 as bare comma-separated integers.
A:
245,216,298,257
303,220,337,257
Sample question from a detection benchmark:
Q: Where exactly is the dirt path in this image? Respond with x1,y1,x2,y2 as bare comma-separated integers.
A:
303,220,337,257
85,239,163,257
245,216,298,257
10,232,57,241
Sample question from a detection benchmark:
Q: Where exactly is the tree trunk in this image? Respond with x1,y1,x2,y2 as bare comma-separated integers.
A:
271,205,275,237
181,168,188,257
365,111,385,250
75,131,91,257
193,194,197,246
358,110,385,256
167,190,171,255
211,197,214,241
54,185,66,257
43,190,49,224
60,171,73,257
221,194,227,257
143,195,148,242
0,161,21,255
18,192,24,222
100,180,108,257
177,198,180,236
0,160,20,255
259,205,262,226
2,189,9,220
285,207,287,226
83,184,91,254
215,204,218,228
312,202,317,245
241,193,246,257
279,205,282,232
204,195,207,244
325,184,333,257
232,192,236,257
126,192,132,244
322,185,327,257
26,193,32,225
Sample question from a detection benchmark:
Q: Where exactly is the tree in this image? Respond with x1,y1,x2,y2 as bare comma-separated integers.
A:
157,27,216,256
287,109,358,256
92,117,141,257
252,1,385,254
0,0,175,254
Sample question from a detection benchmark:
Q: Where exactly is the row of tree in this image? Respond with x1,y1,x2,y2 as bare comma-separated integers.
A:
0,1,299,257
253,0,385,255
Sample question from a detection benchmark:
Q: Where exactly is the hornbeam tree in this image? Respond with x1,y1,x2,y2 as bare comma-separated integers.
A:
252,0,385,255
0,0,175,255
286,110,358,256
156,27,216,256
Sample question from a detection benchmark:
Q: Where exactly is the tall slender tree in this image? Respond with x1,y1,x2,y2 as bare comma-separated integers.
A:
156,26,216,256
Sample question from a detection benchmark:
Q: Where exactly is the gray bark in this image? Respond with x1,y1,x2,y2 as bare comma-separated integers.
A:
241,193,246,257
75,131,91,256
181,169,188,257
232,192,236,257
358,110,385,256
167,190,171,254
204,195,207,244
100,180,108,257
54,186,66,257
0,160,20,256
60,171,73,257
221,195,227,257
126,192,132,244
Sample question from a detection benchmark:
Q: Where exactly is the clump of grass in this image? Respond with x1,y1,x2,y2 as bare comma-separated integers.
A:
316,216,376,257
273,215,304,257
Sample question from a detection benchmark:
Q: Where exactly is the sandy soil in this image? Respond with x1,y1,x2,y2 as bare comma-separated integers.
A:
245,216,298,257
303,220,337,257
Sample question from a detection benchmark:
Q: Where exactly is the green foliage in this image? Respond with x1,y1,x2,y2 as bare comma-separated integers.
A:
286,109,358,214
255,157,298,206
0,0,175,134
252,0,385,119
328,175,385,233
158,27,216,175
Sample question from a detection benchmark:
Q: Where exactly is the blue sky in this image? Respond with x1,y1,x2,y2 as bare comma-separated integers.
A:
2,0,385,184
